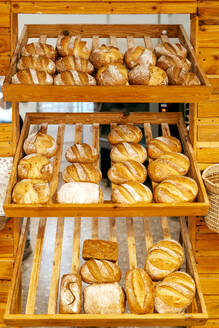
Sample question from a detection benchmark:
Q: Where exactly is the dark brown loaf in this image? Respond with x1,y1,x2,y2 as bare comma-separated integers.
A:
96,63,129,86
18,154,53,181
56,35,91,58
147,136,182,159
110,142,147,163
90,45,123,69
111,181,153,204
82,239,118,262
12,69,53,85
157,55,192,72
155,42,187,58
108,160,147,184
12,179,50,204
55,56,94,74
59,273,81,314
128,65,168,86
62,163,102,184
21,42,56,59
54,71,96,86
24,131,57,158
65,143,99,163
108,124,142,144
166,67,200,85
124,46,156,69
17,55,56,74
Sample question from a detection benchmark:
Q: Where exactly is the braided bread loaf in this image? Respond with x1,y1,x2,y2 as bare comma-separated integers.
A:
12,69,53,85
17,55,56,74
96,63,128,86
90,45,123,69
56,56,94,74
54,71,96,86
124,46,156,69
155,42,187,58
56,35,91,58
21,42,56,60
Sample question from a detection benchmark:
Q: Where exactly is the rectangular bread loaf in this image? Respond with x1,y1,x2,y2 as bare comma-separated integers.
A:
82,239,118,262
59,273,81,314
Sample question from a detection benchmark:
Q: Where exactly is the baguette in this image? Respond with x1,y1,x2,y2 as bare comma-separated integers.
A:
80,259,121,283
17,55,56,74
147,136,182,159
21,42,56,59
65,143,99,163
54,70,96,86
62,163,102,184
110,142,147,163
12,69,53,85
56,56,94,74
111,181,153,204
56,35,91,58
59,273,81,314
124,46,156,69
108,160,147,184
90,45,123,69
82,239,118,262
108,124,142,144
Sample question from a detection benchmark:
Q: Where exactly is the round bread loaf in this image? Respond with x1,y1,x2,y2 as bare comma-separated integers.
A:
155,271,196,313
155,42,187,58
148,152,190,182
110,142,147,163
108,124,142,144
128,64,168,86
23,131,57,158
145,239,184,281
108,160,147,184
62,163,102,184
157,55,192,72
154,176,198,203
124,46,156,69
65,143,99,163
12,179,50,204
96,63,128,86
18,154,53,181
90,45,123,69
166,67,200,86
147,136,182,159
111,181,153,204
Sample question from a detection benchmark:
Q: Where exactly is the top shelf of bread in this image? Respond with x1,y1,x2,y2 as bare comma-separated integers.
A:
3,24,211,103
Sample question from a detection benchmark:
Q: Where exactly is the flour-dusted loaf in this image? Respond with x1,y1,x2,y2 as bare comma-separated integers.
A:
111,181,153,204
96,63,129,86
108,124,142,145
148,152,190,182
147,136,182,159
155,271,196,313
24,131,57,158
124,46,156,69
56,35,91,59
56,56,94,74
145,239,184,281
57,182,103,204
154,176,198,203
12,69,53,85
83,282,125,314
82,239,118,262
80,259,121,284
155,42,187,58
166,67,200,86
12,179,50,204
54,70,96,86
128,64,168,86
108,160,147,184
21,42,56,60
157,55,192,72
59,273,81,314
110,142,147,163
18,154,53,181
90,45,123,69
62,163,102,184
17,55,56,74
65,143,99,163
126,268,154,314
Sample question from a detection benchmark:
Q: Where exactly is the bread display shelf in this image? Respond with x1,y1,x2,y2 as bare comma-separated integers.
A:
2,23,211,103
3,112,209,218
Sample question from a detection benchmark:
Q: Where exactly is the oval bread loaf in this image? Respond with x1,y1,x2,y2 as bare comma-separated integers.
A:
65,143,99,163
56,56,94,74
24,131,57,158
147,136,182,159
124,46,156,69
18,154,53,181
155,42,187,58
59,273,81,314
54,70,96,86
111,181,153,204
90,45,123,69
110,142,147,163
157,55,192,72
12,69,53,85
17,55,56,74
96,63,129,86
12,179,50,204
62,163,102,184
56,35,91,59
108,160,147,184
108,124,142,144
21,42,56,59
129,65,168,86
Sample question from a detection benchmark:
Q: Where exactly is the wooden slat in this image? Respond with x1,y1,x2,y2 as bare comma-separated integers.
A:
144,217,153,251
92,123,100,239
109,217,117,243
0,124,12,142
197,146,219,163
0,3,10,28
126,218,137,270
92,36,99,49
200,274,219,295
198,48,219,75
126,36,134,49
72,217,81,274
161,34,169,43
160,217,171,240
196,257,219,273
198,101,219,118
0,260,14,280
39,35,47,43
144,36,153,50
0,33,10,55
109,35,117,47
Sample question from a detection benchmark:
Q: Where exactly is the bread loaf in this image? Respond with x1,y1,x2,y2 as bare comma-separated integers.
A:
126,268,154,314
90,45,123,69
111,181,153,204
82,239,118,262
108,160,147,184
21,42,56,59
148,152,190,182
24,131,57,158
56,56,94,74
54,70,96,86
96,63,129,86
155,42,187,58
59,273,81,314
154,176,198,203
65,143,99,163
12,69,53,85
62,163,102,184
166,67,200,85
80,259,121,283
124,46,156,69
108,124,142,144
12,179,50,204
147,136,182,159
57,182,103,204
155,271,196,313
157,55,192,72
128,65,168,86
56,35,91,59
83,282,125,314
18,154,53,181
17,55,56,74
110,142,147,163
145,239,184,281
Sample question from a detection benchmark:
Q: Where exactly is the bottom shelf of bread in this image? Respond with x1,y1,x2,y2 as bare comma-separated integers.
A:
4,216,207,327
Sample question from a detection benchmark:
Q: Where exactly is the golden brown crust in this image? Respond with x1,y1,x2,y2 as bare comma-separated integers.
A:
108,160,147,184
59,273,81,314
155,42,187,58
96,63,128,86
157,55,192,72
21,42,57,59
125,46,156,69
90,45,123,69
82,239,118,262
12,179,50,204
23,131,57,158
12,69,53,85
54,70,96,86
108,124,142,144
147,136,182,159
166,67,200,86
56,35,91,59
62,163,102,184
111,181,153,204
18,154,53,181
65,143,99,163
110,142,147,163
17,55,56,74
55,56,94,74
128,65,168,86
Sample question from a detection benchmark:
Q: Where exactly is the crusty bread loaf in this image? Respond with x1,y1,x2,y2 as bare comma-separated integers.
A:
90,45,123,69
65,143,99,163
62,163,102,184
166,67,200,86
155,271,196,313
108,160,147,184
110,142,147,163
126,268,154,314
21,42,56,59
111,181,153,204
154,176,198,203
57,182,103,204
56,56,94,74
82,239,118,262
80,259,121,284
108,124,142,144
148,152,190,182
128,64,168,86
157,55,192,72
12,179,50,204
96,63,129,86
12,69,53,85
54,70,96,86
56,35,91,59
147,136,182,159
24,131,57,158
17,55,56,74
83,282,125,314
145,239,184,281
18,154,53,181
124,46,156,69
155,42,187,58
59,273,81,314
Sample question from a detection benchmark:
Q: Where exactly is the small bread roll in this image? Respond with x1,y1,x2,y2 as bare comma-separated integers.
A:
18,154,53,181
65,143,99,163
155,42,187,58
145,239,184,281
154,176,198,203
167,67,200,86
21,42,56,60
80,259,121,284
17,55,56,74
24,131,57,158
108,124,142,144
111,181,153,204
148,152,190,182
62,163,102,184
59,273,81,314
147,136,182,159
128,65,168,86
124,46,156,69
12,69,53,85
155,271,196,313
82,239,118,262
90,45,123,69
56,35,91,59
54,70,96,86
12,179,50,204
96,63,128,86
56,56,94,74
108,160,147,184
110,142,147,163
157,55,192,73
126,268,154,314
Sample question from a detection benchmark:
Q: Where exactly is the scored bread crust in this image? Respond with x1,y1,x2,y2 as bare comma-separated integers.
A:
157,55,192,72
128,65,168,86
167,67,200,86
65,143,99,163
90,45,123,69
21,42,56,59
23,131,57,158
54,70,96,86
55,56,94,74
62,163,102,184
12,69,53,85
56,35,91,58
59,273,81,314
147,136,182,159
155,42,187,58
111,181,153,204
82,239,118,262
12,179,50,204
17,55,56,74
108,160,147,184
96,63,129,86
18,154,53,181
124,46,156,69
108,124,143,144
110,142,147,163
